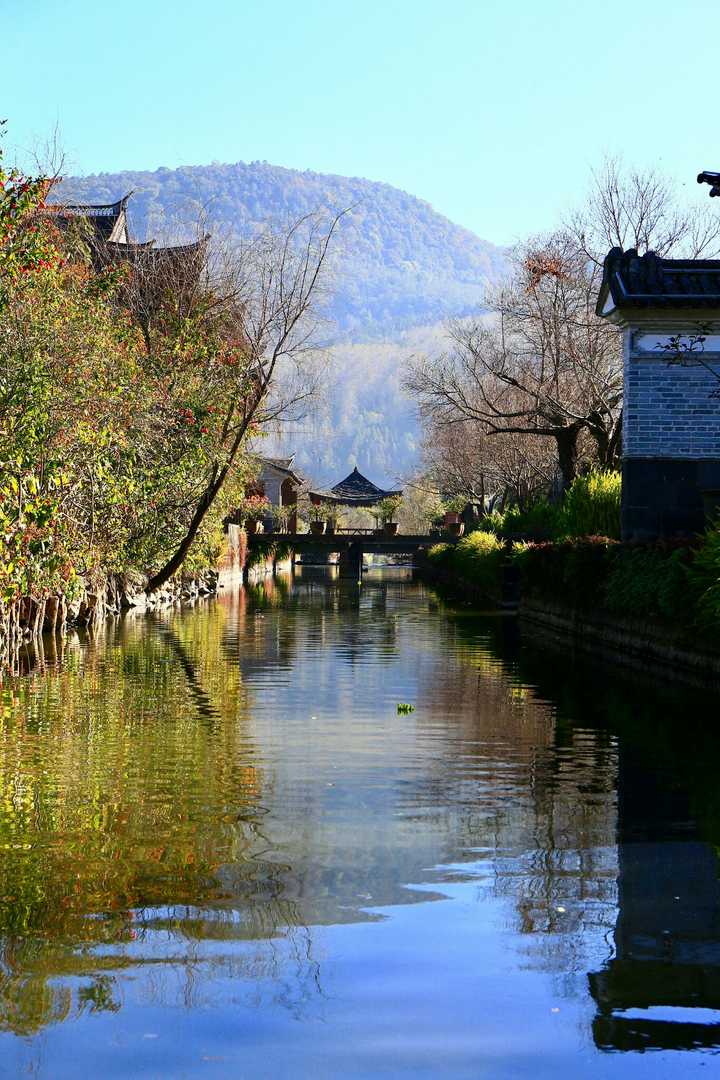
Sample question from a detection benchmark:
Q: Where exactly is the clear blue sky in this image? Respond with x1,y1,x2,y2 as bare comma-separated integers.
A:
3,0,718,245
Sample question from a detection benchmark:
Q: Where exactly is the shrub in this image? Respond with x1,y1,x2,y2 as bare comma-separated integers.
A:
503,500,563,538
605,544,692,621
560,469,621,540
687,528,720,629
479,509,506,535
427,542,453,568
511,536,617,609
480,471,621,543
428,530,505,600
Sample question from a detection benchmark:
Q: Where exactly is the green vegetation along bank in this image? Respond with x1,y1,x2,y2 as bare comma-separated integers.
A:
0,126,337,667
424,470,720,675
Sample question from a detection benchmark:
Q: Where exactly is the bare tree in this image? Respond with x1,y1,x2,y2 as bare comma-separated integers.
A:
145,210,345,591
418,417,555,510
568,155,720,265
406,232,623,491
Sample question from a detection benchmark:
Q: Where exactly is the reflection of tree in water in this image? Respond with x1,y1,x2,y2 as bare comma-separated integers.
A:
0,602,324,1036
474,617,720,1054
6,576,720,1053
411,612,619,992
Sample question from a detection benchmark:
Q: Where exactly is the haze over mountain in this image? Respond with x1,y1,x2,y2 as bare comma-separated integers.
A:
60,162,507,483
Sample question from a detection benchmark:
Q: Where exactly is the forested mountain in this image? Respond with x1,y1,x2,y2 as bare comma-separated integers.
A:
59,162,507,481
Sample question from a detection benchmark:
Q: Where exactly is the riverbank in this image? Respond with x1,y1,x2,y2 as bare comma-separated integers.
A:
419,531,720,683
0,522,253,670
0,567,223,667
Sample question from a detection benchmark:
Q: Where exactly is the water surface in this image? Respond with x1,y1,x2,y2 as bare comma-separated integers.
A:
0,569,719,1077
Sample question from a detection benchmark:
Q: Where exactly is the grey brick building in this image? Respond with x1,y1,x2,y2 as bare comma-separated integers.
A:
597,247,720,538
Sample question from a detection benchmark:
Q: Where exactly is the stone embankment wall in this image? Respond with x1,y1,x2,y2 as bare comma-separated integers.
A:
418,556,720,684
519,598,720,686
0,525,251,668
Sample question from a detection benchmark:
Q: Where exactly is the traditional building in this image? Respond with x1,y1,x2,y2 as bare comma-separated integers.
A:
49,193,133,246
597,247,720,538
44,191,209,326
254,456,304,509
308,466,402,508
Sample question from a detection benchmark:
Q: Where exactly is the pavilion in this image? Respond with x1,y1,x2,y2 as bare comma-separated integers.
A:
308,467,402,507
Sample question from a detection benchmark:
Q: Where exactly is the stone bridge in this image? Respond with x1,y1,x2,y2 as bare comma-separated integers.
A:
247,532,453,577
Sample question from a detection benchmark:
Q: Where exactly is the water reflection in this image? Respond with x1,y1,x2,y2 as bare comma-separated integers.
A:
484,624,720,1056
0,571,718,1076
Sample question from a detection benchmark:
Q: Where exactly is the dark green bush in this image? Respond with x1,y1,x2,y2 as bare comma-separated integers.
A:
480,470,621,542
427,542,454,568
504,501,564,538
604,545,693,621
687,529,720,630
427,532,504,599
511,537,616,609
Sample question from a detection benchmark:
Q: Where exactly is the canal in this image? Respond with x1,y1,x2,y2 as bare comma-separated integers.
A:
0,569,719,1077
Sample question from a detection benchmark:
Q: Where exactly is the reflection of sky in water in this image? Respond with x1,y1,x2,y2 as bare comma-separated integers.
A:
0,570,719,1076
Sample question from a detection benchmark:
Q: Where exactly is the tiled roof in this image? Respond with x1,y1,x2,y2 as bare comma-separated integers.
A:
310,467,402,506
46,194,132,244
597,247,720,316
256,456,304,485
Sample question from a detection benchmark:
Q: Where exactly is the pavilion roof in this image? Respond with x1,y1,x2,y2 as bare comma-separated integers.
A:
309,467,402,507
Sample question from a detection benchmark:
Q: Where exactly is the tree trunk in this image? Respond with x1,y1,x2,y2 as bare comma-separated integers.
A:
146,393,260,593
587,409,622,470
554,425,581,492
145,475,222,593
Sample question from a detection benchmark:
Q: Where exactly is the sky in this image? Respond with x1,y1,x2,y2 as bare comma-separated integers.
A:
3,0,720,245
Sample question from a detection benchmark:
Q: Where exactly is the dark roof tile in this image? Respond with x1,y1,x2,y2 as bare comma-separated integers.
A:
310,467,402,506
597,247,720,315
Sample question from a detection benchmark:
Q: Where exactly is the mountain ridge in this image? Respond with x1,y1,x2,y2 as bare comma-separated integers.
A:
59,159,506,341
58,161,507,481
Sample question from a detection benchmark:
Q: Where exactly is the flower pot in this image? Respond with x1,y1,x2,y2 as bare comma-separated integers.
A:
245,519,262,535
310,521,327,536
445,521,464,538
383,522,399,537
443,511,461,526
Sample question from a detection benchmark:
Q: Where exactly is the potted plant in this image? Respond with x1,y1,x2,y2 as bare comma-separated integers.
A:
443,496,467,536
273,505,290,533
307,501,327,536
377,495,403,537
324,502,342,536
243,493,270,535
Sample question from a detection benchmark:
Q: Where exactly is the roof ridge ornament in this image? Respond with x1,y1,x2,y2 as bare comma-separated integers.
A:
698,171,720,197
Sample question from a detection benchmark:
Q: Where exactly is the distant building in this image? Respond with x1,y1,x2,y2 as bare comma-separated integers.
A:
253,456,305,508
597,247,720,538
308,466,402,508
43,191,209,328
